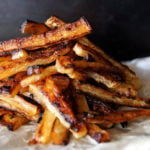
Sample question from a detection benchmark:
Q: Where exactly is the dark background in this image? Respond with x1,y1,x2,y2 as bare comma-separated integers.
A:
0,0,150,61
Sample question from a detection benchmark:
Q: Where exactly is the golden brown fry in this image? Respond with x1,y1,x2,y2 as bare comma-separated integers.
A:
0,44,70,80
0,17,92,52
86,71,137,97
86,71,119,88
73,42,97,60
73,81,150,108
0,107,29,131
73,42,108,63
21,20,50,34
33,109,56,144
56,56,85,80
20,65,57,87
45,16,65,29
50,119,69,145
0,94,39,121
87,124,110,143
86,109,150,124
1,111,29,131
55,57,136,97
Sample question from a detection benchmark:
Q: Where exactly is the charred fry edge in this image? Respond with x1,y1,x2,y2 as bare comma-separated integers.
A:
0,17,92,52
0,94,40,121
20,19,50,34
73,81,150,108
86,109,150,124
20,65,57,88
1,111,29,131
0,44,70,80
31,109,56,144
75,93,110,142
50,119,69,145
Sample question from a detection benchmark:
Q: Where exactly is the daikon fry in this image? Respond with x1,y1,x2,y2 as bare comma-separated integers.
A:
21,19,49,34
1,112,29,131
33,109,56,144
20,66,57,87
50,119,69,145
86,109,150,124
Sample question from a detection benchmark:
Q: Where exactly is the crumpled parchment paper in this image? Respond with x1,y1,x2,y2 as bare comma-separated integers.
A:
1,56,150,150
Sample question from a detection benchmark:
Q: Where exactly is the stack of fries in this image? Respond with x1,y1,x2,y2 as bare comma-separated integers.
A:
0,16,150,145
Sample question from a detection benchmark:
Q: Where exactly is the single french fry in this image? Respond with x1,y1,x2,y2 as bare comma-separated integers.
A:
21,19,50,34
86,71,137,97
73,81,150,108
0,94,40,121
86,109,150,124
1,112,29,131
86,71,119,88
0,17,92,52
73,42,107,63
20,65,57,88
50,119,69,145
33,109,56,144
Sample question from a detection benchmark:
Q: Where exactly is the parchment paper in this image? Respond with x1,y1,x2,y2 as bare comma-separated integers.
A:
1,56,150,150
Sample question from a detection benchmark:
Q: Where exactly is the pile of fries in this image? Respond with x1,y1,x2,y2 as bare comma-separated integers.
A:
0,16,150,145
